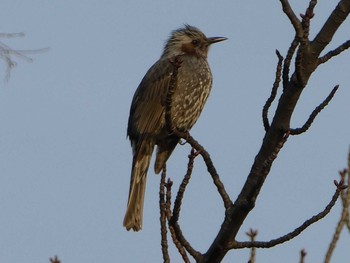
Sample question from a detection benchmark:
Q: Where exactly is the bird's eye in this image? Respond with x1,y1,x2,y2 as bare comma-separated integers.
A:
191,39,199,46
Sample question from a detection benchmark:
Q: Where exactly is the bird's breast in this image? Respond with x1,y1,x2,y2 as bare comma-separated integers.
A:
170,58,213,131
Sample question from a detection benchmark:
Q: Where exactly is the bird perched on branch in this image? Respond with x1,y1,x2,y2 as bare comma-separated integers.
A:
124,25,227,231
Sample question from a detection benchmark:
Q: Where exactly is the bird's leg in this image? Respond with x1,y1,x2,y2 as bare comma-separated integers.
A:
176,129,190,146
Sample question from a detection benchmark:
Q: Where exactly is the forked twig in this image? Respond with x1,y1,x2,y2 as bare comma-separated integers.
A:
247,229,258,263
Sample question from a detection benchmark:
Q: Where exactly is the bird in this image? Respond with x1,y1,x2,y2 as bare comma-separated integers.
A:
124,25,227,231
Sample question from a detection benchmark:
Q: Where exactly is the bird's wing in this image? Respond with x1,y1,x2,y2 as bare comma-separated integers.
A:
127,58,173,143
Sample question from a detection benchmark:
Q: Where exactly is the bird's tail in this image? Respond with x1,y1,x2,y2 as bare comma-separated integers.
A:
123,140,154,231
154,136,179,174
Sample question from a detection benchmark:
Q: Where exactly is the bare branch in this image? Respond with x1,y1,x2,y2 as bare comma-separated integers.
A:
290,85,339,135
324,168,350,263
318,40,350,65
0,33,48,81
295,1,317,87
262,50,283,132
50,256,61,263
227,181,345,249
299,249,307,263
300,0,317,38
174,130,232,209
339,169,348,206
169,219,202,261
280,0,303,38
172,149,197,223
282,37,299,88
246,229,258,263
311,0,350,57
164,180,191,263
347,153,350,232
162,2,350,260
168,150,202,262
159,167,170,263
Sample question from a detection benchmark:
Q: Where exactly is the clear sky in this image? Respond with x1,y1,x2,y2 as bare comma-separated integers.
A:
0,1,349,262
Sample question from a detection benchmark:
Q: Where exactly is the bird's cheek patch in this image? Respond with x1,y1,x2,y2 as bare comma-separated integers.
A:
181,43,196,55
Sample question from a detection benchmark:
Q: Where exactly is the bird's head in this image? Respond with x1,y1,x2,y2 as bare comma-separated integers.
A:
162,25,227,59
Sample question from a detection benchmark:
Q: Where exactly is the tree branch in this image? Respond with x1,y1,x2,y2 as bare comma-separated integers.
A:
325,156,350,263
174,130,233,210
280,0,303,38
318,40,350,65
290,85,339,135
159,167,170,263
282,37,299,89
164,179,192,263
299,249,307,263
49,256,61,263
0,33,48,80
311,0,350,57
201,2,350,261
228,180,345,249
246,229,258,263
170,219,202,261
262,50,283,132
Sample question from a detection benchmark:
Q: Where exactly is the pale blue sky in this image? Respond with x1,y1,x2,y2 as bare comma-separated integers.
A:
0,1,349,262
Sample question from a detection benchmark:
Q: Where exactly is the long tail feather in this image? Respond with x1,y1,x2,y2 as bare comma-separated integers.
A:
123,140,153,231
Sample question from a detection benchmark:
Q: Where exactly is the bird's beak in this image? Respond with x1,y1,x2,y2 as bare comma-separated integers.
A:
208,37,228,44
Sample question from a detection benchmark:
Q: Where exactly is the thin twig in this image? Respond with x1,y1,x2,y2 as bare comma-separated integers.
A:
0,39,48,81
173,130,232,209
324,170,349,263
227,180,345,249
280,0,303,38
301,0,317,38
290,85,339,135
318,40,350,65
168,149,202,262
172,148,197,223
262,50,283,131
282,37,299,89
165,178,173,221
170,220,202,261
246,229,258,263
295,0,317,88
164,179,191,263
159,167,170,263
50,256,61,263
299,249,307,263
324,207,346,263
347,151,350,232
